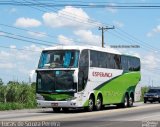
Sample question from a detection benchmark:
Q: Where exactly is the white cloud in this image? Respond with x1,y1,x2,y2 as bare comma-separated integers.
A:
147,25,160,37
24,44,44,52
0,44,43,82
106,3,117,13
0,63,15,69
74,30,101,45
10,45,16,49
27,31,47,38
14,17,41,28
113,20,124,28
0,32,6,36
142,53,159,69
0,51,11,59
58,35,74,45
42,6,97,29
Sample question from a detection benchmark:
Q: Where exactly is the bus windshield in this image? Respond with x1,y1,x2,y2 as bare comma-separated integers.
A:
37,70,76,93
38,50,79,69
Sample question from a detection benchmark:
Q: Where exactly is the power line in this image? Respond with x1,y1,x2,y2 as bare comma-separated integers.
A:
0,23,98,47
99,26,115,47
0,34,52,46
1,1,160,9
0,30,60,46
20,0,160,52
115,28,160,52
1,0,160,52
20,0,102,27
108,30,160,53
0,23,72,44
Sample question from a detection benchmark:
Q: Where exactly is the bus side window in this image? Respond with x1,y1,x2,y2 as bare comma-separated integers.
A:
90,50,98,67
78,50,89,91
121,56,129,72
114,55,121,69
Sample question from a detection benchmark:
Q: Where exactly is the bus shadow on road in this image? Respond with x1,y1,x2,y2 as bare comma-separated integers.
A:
38,105,138,114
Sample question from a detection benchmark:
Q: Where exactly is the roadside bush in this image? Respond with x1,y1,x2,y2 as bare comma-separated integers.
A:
0,81,36,110
140,86,149,101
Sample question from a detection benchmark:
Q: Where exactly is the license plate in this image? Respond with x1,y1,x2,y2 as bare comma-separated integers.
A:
51,103,58,107
148,98,153,100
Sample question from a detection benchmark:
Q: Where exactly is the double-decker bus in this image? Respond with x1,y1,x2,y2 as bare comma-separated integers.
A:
36,46,141,112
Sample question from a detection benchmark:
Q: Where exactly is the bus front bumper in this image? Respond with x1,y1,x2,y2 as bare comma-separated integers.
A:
37,100,80,108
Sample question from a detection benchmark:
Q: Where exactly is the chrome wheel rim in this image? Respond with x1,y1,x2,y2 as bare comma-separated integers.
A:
129,97,133,106
97,98,101,109
89,98,93,110
124,97,128,107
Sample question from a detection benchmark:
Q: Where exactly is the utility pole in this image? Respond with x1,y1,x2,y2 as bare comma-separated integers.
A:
99,26,115,48
152,80,153,87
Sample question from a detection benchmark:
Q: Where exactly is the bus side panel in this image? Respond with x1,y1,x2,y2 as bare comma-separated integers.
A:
94,72,141,105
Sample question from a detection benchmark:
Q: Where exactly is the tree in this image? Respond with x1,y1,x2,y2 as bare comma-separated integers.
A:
0,78,3,86
140,86,149,101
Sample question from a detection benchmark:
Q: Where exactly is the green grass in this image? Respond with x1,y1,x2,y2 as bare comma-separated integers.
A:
0,102,37,111
0,82,37,111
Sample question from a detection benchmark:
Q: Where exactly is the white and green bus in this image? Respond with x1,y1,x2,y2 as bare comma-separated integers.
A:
36,46,141,112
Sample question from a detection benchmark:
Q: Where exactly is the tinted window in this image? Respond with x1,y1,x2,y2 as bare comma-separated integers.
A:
90,50,98,67
148,89,160,93
90,50,121,69
114,55,121,69
78,50,89,91
121,55,140,72
90,50,140,71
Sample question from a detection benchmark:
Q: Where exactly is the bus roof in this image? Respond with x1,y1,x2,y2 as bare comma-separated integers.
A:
44,45,121,54
43,45,140,58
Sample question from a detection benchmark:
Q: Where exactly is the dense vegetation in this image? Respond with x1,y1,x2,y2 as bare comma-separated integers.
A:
140,86,149,101
0,78,150,111
0,78,36,110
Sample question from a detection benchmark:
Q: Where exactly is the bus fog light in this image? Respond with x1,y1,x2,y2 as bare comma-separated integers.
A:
70,102,76,105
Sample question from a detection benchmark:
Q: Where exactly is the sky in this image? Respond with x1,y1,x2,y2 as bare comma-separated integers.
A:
0,0,160,87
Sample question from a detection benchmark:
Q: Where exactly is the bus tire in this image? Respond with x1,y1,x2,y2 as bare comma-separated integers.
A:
86,96,94,112
124,94,129,107
95,95,102,111
53,107,61,113
128,96,134,107
118,94,129,108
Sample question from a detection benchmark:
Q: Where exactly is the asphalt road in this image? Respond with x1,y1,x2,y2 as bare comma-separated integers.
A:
0,102,160,127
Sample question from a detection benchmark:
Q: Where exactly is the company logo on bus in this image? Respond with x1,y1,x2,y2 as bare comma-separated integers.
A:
92,72,112,78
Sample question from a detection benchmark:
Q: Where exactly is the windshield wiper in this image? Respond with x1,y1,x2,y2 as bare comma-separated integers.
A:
55,89,76,92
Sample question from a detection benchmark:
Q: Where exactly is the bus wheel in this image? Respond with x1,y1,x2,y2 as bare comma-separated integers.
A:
87,96,94,112
53,107,61,113
123,95,129,108
128,96,134,107
96,95,102,111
